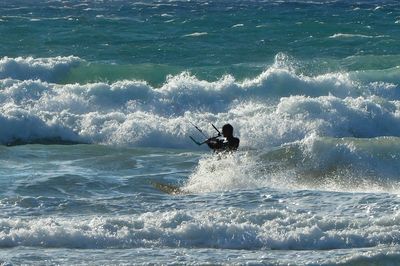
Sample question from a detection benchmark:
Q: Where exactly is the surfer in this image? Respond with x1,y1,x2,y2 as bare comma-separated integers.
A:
206,124,239,152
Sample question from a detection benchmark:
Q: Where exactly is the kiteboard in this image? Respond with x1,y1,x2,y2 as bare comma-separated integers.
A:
151,181,184,195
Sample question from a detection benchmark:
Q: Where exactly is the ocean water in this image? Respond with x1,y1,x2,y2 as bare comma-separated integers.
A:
1,0,400,265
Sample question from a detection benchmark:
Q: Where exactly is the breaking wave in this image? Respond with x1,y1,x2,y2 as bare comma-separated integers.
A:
0,55,399,149
184,136,400,194
0,56,82,83
1,208,400,250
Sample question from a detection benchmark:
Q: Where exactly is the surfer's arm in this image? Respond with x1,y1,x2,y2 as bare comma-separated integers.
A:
206,138,223,150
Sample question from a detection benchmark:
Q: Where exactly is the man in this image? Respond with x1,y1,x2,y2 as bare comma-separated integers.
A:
206,124,239,152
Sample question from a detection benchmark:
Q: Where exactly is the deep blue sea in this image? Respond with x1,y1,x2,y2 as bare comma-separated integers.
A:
1,0,400,265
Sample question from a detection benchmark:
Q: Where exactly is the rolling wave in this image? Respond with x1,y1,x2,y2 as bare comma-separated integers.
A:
0,55,399,149
1,207,400,250
185,136,400,194
0,56,81,83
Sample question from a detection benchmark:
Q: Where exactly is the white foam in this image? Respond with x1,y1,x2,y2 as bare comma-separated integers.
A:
1,209,400,250
0,56,82,82
0,103,80,145
232,24,244,28
183,132,400,194
329,33,375,39
0,55,399,148
183,152,261,193
183,32,208,37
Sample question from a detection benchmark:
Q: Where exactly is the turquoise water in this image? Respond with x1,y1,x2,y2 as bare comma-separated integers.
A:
1,0,400,265
2,0,400,84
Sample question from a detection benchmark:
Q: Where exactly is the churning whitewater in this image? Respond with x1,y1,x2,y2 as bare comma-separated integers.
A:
1,0,400,265
2,55,400,148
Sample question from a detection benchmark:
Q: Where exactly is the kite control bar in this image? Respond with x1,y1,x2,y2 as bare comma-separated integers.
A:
189,122,221,146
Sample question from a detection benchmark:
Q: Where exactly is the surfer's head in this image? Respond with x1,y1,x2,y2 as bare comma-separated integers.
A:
222,124,234,138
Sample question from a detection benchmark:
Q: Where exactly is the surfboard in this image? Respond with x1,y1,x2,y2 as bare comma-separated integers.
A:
151,181,184,195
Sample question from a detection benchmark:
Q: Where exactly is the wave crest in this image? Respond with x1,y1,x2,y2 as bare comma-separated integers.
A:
0,56,82,82
1,55,400,147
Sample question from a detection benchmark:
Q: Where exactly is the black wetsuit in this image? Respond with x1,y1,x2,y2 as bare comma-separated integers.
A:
207,136,240,152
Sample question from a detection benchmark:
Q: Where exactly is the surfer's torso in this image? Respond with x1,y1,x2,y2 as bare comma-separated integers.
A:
207,136,239,152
